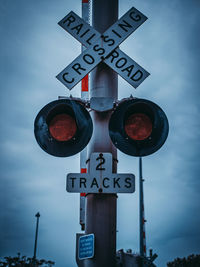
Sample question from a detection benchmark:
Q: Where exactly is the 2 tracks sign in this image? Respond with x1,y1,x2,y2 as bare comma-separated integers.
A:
67,153,135,194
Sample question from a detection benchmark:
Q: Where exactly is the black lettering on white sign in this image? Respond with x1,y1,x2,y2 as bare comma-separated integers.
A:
96,153,105,171
66,153,135,193
57,7,149,90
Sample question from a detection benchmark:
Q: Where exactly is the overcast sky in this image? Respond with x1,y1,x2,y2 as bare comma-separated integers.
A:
1,0,200,266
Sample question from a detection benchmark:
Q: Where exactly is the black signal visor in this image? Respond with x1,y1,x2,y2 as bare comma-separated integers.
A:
34,99,93,157
109,98,169,157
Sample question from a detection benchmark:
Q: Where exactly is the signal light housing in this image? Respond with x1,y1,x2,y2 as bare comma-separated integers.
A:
109,98,169,157
34,99,93,157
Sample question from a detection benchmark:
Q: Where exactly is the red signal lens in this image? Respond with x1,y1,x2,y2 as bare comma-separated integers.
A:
125,113,152,141
49,113,77,141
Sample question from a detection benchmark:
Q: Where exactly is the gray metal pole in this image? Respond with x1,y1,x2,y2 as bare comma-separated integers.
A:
139,157,146,265
79,0,90,232
33,212,40,265
85,0,118,266
139,157,143,257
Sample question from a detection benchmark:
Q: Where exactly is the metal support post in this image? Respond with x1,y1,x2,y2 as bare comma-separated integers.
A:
139,157,146,266
80,0,90,232
85,0,118,266
33,212,40,266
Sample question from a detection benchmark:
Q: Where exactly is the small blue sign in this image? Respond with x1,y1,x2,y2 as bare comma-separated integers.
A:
78,234,95,260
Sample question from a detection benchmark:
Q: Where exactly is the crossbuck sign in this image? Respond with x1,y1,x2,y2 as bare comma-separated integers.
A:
57,7,150,90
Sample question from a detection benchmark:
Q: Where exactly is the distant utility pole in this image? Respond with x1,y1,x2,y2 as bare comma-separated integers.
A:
139,158,146,266
33,212,40,266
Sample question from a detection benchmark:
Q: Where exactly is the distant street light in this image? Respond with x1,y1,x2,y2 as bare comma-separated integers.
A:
33,212,40,266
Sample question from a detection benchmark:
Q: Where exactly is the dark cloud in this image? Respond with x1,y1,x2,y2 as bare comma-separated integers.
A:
1,0,200,266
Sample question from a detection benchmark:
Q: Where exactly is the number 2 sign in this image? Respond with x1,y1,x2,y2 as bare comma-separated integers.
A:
67,153,135,194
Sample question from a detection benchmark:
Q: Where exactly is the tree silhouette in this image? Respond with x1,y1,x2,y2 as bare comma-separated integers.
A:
167,254,200,267
0,253,55,267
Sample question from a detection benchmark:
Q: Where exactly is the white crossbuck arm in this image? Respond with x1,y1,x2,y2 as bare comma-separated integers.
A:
57,7,150,90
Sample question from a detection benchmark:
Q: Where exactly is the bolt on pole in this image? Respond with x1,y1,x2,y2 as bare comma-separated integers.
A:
85,0,118,266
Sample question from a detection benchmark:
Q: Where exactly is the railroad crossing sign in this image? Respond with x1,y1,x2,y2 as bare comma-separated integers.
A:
67,153,135,193
57,7,150,90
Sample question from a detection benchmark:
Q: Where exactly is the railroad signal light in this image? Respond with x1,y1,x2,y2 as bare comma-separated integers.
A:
34,99,93,157
109,98,169,157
